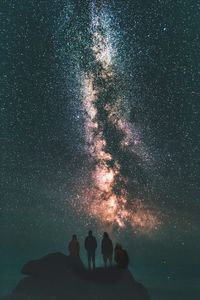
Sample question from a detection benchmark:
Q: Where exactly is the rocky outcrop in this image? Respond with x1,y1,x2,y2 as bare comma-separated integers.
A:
1,252,150,300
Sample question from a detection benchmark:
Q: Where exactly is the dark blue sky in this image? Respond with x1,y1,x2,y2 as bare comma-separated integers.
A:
0,1,200,299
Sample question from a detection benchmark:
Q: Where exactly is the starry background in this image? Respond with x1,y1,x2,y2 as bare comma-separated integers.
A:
0,0,200,299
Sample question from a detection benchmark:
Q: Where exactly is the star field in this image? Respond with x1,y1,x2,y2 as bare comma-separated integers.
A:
0,1,200,299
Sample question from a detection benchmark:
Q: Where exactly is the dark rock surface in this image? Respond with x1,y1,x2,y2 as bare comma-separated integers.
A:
1,252,150,300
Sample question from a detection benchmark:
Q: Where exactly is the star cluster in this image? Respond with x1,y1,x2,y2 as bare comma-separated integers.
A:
63,1,162,232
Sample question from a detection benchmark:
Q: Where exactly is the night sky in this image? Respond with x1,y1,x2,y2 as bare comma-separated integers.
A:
0,1,200,299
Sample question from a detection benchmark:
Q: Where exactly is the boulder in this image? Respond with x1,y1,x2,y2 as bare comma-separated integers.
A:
1,253,150,300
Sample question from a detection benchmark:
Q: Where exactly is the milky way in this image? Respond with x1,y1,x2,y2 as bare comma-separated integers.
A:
68,1,161,232
1,0,200,297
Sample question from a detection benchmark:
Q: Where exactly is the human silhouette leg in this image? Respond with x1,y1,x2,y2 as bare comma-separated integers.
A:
88,252,92,270
103,255,107,268
108,255,112,266
92,252,95,269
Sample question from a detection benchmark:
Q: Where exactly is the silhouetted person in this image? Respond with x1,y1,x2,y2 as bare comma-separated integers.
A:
68,234,80,257
84,230,97,270
114,243,129,268
101,232,113,268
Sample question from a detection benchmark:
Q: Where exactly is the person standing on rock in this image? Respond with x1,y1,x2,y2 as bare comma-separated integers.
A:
68,234,80,257
84,230,97,270
114,243,129,268
101,232,113,268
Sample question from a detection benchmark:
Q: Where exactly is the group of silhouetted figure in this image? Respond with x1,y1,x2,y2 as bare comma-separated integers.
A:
68,230,129,270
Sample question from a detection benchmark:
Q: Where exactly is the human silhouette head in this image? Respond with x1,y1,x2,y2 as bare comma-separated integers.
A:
88,230,93,236
103,232,109,239
115,243,122,250
72,234,77,240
